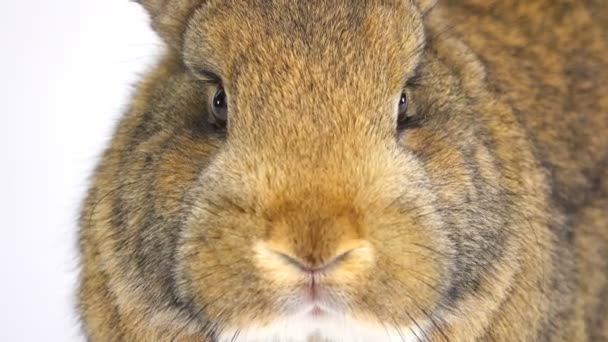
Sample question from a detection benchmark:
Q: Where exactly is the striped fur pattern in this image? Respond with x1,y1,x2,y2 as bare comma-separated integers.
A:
78,0,608,340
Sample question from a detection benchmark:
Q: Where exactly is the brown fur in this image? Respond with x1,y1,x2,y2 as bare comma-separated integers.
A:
78,0,608,340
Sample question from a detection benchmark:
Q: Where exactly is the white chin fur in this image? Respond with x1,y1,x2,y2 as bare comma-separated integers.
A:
218,313,428,342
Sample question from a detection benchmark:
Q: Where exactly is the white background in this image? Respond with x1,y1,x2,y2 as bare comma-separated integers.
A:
0,1,161,340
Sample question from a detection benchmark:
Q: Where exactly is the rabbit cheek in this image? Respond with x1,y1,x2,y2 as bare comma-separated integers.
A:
363,186,453,330
175,207,274,330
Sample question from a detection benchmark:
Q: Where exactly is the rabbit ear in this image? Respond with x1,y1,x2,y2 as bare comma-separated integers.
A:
413,0,438,14
135,0,202,50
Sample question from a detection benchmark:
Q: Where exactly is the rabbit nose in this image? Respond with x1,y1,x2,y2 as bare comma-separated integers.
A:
274,248,353,274
253,240,375,283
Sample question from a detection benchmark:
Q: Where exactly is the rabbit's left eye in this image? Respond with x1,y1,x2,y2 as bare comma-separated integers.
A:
210,86,228,127
396,90,421,131
397,91,411,130
398,92,408,117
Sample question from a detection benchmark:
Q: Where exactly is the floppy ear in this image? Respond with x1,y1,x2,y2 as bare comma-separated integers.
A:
413,0,438,14
135,0,202,50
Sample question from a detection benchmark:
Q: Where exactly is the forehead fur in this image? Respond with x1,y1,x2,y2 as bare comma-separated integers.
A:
183,0,425,88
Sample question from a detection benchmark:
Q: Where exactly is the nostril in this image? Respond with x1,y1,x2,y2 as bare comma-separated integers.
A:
254,241,374,281
276,252,313,273
275,249,352,274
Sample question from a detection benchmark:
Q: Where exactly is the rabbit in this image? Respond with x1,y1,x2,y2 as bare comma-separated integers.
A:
78,0,608,341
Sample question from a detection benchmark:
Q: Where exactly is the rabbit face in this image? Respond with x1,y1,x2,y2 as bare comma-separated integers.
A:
159,0,516,340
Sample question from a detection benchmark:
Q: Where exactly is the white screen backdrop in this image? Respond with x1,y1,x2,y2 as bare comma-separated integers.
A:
0,1,161,340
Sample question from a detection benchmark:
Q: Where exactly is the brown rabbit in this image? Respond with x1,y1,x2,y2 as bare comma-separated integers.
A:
78,0,608,341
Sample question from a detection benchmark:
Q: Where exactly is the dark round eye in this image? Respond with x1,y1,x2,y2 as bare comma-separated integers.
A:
398,91,408,116
396,90,421,131
210,87,228,125
397,91,409,128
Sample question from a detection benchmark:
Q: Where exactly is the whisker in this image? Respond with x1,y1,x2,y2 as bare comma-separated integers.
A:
417,304,450,342
230,327,242,342
170,304,207,342
86,181,139,228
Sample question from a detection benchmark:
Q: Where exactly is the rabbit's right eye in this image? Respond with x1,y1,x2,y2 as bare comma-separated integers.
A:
210,87,228,127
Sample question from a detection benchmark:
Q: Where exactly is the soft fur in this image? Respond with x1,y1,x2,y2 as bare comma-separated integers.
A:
78,0,608,341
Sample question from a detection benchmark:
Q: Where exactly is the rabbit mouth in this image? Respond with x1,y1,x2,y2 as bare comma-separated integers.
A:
288,296,342,319
309,305,325,317
216,311,430,342
216,290,431,342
